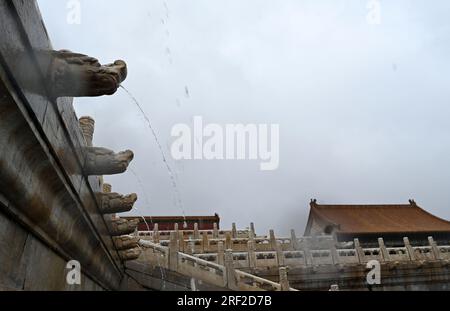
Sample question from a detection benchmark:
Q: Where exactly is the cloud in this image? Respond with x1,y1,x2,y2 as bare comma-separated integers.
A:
37,0,450,236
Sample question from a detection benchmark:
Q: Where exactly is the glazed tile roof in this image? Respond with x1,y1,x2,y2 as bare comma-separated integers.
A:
306,200,450,234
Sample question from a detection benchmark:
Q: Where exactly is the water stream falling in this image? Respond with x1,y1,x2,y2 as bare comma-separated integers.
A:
130,170,167,290
114,1,183,290
121,84,191,290
129,168,151,210
120,85,186,224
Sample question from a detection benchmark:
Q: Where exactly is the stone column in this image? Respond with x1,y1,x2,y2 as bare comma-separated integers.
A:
194,223,200,240
213,222,219,238
232,223,238,239
79,116,95,147
428,236,441,260
248,240,257,269
225,249,237,290
276,241,285,267
378,238,390,262
217,241,225,265
269,230,277,250
403,237,416,261
169,231,179,271
354,238,365,264
279,267,290,291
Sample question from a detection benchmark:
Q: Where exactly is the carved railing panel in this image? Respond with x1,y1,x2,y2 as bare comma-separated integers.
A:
178,253,227,288
413,246,434,261
439,246,450,260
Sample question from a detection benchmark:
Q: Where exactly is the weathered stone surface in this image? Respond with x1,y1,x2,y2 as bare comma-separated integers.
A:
0,1,124,291
119,249,142,262
84,148,134,176
101,193,137,214
103,183,112,194
30,50,127,98
113,236,140,251
0,209,104,291
79,116,95,147
0,205,29,290
124,261,229,291
110,219,140,236
257,261,450,291
0,79,121,289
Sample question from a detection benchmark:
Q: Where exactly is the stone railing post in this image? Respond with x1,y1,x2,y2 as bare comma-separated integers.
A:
330,243,340,265
303,239,313,266
279,267,290,291
290,229,299,250
249,227,255,255
232,223,238,239
354,239,365,264
202,232,210,252
217,241,225,265
276,242,285,267
178,230,185,253
153,223,160,244
194,223,200,240
225,232,233,250
269,230,277,250
249,227,255,243
378,238,390,262
225,249,237,290
250,222,256,238
403,237,416,261
428,236,441,260
213,222,219,238
169,231,179,271
248,240,257,269
186,240,195,255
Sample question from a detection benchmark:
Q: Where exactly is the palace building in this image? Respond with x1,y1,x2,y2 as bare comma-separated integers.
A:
123,214,220,231
305,199,450,247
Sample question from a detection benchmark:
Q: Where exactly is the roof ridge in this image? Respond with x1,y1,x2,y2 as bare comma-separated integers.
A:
315,204,413,208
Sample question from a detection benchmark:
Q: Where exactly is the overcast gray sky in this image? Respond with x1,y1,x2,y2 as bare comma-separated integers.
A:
37,0,450,236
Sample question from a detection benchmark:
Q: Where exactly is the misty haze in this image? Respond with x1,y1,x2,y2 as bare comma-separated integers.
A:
37,0,450,236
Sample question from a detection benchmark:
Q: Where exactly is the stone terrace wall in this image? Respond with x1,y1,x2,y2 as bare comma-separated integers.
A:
0,0,123,290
